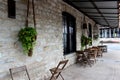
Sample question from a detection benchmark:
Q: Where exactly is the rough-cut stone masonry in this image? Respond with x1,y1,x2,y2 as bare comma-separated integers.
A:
0,0,99,80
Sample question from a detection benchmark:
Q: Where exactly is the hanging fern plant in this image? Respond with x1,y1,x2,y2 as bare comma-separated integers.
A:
81,35,92,50
18,27,37,56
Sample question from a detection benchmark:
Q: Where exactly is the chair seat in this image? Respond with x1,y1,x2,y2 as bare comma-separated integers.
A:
50,67,63,74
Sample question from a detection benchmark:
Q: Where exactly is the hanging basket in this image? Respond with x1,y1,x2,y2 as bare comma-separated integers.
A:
82,23,87,29
28,48,33,56
18,27,37,56
81,16,87,29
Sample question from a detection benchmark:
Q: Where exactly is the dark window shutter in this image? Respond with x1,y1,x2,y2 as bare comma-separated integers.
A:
88,23,92,38
8,0,16,18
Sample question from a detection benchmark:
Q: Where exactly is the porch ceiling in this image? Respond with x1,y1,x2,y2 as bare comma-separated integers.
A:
63,0,119,28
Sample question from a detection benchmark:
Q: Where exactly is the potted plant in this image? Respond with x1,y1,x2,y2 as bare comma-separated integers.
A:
18,27,37,57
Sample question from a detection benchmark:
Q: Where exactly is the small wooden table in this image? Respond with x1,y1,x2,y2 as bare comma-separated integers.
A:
76,51,92,67
98,45,107,52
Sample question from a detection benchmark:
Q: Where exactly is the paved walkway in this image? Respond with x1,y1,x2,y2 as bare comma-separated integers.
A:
60,44,120,80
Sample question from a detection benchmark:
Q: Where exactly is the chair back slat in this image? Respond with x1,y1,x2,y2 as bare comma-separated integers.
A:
9,65,31,80
57,60,68,69
10,66,26,74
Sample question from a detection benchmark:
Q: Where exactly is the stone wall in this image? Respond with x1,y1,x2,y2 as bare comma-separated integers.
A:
0,0,98,80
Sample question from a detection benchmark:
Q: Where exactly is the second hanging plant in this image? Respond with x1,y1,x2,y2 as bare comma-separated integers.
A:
81,34,92,50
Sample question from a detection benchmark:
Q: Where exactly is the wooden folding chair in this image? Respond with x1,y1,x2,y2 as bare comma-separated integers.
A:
9,65,31,80
82,51,92,67
76,51,84,63
49,60,69,80
88,49,97,64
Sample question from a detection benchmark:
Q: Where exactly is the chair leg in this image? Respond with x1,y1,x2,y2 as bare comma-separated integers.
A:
56,72,64,80
60,73,64,80
50,75,56,80
26,69,31,80
9,69,14,80
87,59,92,67
50,72,56,80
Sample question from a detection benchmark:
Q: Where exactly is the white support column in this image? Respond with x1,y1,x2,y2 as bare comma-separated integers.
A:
105,29,107,38
109,28,111,38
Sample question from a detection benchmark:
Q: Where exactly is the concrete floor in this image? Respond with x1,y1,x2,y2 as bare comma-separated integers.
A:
58,44,120,80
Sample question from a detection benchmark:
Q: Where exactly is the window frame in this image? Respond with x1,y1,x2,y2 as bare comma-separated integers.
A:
62,12,76,55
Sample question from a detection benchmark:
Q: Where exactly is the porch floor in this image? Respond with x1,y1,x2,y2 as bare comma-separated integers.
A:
60,45,120,80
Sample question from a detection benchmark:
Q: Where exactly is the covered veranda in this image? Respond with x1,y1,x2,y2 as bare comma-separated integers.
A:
60,0,120,80
1,0,120,80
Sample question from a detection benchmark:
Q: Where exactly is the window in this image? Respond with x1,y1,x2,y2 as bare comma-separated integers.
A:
8,0,16,18
111,28,114,38
62,12,76,55
88,23,92,38
100,29,102,38
99,28,120,38
115,28,118,37
119,28,120,38
107,29,110,38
